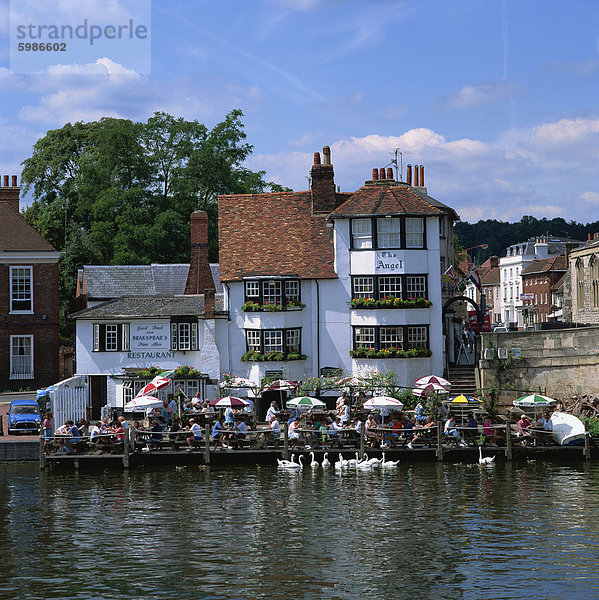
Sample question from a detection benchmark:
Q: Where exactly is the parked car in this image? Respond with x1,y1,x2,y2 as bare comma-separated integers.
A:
494,326,509,333
7,399,42,435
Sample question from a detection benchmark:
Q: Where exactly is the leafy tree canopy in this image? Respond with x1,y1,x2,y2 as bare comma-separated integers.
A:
21,109,287,335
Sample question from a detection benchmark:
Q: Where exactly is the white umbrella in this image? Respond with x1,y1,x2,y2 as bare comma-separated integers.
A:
335,376,367,387
513,394,557,408
412,382,450,397
264,379,297,391
209,396,250,408
287,396,327,409
219,376,256,388
124,395,164,411
362,396,404,410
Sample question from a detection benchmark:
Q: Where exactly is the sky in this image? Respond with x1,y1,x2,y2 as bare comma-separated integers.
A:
0,0,597,224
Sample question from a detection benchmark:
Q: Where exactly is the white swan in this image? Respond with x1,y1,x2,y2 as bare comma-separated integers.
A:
478,446,495,464
334,454,345,470
367,456,382,467
277,456,298,468
309,452,319,467
381,452,399,468
321,452,330,468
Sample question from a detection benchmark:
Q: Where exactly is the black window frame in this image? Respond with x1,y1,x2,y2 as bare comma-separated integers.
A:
351,325,430,351
351,274,428,300
244,327,302,354
170,317,199,351
350,216,427,250
243,278,301,305
93,323,130,352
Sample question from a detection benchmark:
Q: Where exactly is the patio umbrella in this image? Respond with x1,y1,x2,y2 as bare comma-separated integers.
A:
335,376,367,387
513,394,557,408
209,396,250,408
362,396,404,410
124,395,164,411
265,379,297,391
287,396,327,409
446,394,481,405
136,374,171,397
414,375,451,388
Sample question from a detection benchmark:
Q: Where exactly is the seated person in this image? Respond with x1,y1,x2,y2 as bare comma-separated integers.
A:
88,421,102,449
146,419,164,450
517,414,533,440
482,419,501,446
408,416,435,448
186,418,203,451
384,416,404,447
169,417,183,448
414,402,427,424
211,415,226,447
288,417,302,447
465,414,479,445
347,417,362,440
328,416,343,443
269,415,281,443
111,420,125,452
444,415,465,446
65,420,81,453
403,416,416,442
364,414,379,446
339,402,351,426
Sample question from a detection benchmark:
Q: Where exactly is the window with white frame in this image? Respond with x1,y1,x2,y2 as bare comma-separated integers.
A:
285,280,300,303
243,278,301,306
405,218,425,248
406,276,426,297
407,326,428,348
245,281,260,299
246,330,261,352
10,266,33,313
353,276,375,298
377,217,401,248
352,325,429,351
171,321,198,351
264,330,283,353
10,335,34,379
263,280,282,305
93,324,130,352
354,327,375,348
351,218,373,249
285,329,301,353
379,276,402,298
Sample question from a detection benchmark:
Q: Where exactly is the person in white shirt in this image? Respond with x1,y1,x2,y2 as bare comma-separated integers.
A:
234,417,248,439
265,401,279,421
186,418,203,451
269,415,281,441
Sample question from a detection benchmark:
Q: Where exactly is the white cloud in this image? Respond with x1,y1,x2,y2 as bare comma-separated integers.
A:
440,80,523,110
249,115,599,223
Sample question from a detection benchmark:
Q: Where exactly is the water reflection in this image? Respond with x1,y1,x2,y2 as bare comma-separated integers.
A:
0,461,598,599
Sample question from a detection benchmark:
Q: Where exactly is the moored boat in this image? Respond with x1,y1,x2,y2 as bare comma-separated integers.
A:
551,411,585,446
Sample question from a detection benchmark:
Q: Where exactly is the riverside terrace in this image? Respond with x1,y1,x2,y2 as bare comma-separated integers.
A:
38,417,595,471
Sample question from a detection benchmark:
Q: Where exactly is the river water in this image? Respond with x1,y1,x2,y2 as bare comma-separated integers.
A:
1,460,598,600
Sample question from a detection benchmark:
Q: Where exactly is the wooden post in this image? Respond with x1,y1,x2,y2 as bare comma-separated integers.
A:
505,421,512,461
123,427,130,469
436,420,444,461
204,425,211,466
283,421,289,461
39,436,45,470
584,420,591,460
359,420,365,459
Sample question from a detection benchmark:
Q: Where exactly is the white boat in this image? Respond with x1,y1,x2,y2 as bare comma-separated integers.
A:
551,411,586,446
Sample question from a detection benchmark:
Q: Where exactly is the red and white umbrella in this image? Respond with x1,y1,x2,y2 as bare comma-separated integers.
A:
362,396,404,410
209,396,250,408
219,376,257,388
136,375,171,397
124,395,164,411
412,382,451,397
264,379,297,391
414,375,451,388
336,376,367,387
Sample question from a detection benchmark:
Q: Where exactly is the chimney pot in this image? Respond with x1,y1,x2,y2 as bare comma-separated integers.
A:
372,168,379,180
414,165,419,187
419,165,424,187
386,168,393,180
406,164,412,185
379,168,385,180
313,152,321,165
3,175,8,187
11,175,17,187
322,146,331,165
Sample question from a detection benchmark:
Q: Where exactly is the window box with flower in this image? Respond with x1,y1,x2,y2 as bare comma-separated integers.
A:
241,351,308,362
350,297,432,309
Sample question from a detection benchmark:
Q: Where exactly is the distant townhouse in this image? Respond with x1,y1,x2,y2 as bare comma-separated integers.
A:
520,255,566,327
0,175,60,390
217,147,458,392
563,234,599,324
463,256,501,327
499,237,576,329
71,210,224,417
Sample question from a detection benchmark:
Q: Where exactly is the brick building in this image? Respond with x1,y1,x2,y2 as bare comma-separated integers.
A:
0,175,60,390
521,255,566,326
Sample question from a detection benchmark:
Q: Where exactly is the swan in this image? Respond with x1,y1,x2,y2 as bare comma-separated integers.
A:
367,456,382,467
334,454,345,470
478,447,495,464
343,452,358,468
309,452,319,467
321,452,330,468
277,457,298,468
381,452,399,468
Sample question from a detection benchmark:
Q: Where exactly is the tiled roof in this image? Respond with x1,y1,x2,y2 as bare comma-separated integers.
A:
481,268,500,286
329,183,458,219
0,203,57,252
82,264,190,299
218,191,337,282
71,294,225,319
522,255,566,276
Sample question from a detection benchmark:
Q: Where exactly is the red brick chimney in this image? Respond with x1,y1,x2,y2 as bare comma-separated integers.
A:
204,288,215,319
311,146,336,213
185,210,215,295
489,256,499,268
0,174,20,213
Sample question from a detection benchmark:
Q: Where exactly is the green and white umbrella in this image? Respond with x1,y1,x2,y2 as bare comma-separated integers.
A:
287,396,326,410
513,394,557,408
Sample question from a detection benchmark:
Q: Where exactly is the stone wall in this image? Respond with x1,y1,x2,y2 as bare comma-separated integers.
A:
479,326,599,398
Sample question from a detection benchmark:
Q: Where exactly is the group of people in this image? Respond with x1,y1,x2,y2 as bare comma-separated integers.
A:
517,411,553,445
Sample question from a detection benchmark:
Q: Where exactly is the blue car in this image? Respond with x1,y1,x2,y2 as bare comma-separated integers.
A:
8,399,42,435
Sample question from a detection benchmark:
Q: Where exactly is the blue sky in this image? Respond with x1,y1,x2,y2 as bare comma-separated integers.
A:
0,0,597,223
